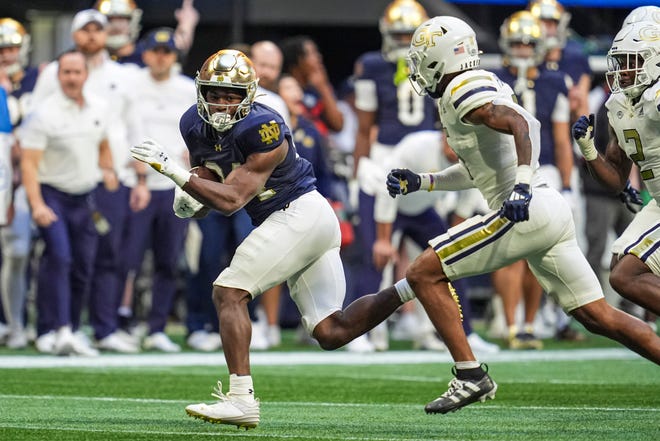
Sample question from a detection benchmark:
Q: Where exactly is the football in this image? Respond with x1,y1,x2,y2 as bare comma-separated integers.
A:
187,166,219,219
190,165,221,182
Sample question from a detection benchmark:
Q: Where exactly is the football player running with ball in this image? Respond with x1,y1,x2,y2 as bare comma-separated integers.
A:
572,19,660,317
387,16,660,413
131,49,455,429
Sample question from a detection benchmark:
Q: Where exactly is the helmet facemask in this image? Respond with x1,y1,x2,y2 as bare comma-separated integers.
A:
406,47,444,98
606,23,660,100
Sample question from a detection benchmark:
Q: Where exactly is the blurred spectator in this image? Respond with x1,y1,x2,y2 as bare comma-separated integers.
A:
118,27,195,353
94,0,199,67
0,17,38,349
31,9,150,351
528,0,592,120
493,10,577,347
349,0,436,351
250,40,290,128
19,49,117,356
281,35,343,136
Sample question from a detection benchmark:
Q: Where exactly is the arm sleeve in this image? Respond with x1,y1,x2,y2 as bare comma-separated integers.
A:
373,183,398,223
430,163,475,191
354,79,377,112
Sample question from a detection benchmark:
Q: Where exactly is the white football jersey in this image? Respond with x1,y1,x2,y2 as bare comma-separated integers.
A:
438,69,542,210
606,81,660,205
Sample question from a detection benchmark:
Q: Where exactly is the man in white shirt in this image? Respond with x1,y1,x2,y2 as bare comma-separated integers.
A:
30,9,150,353
19,49,117,356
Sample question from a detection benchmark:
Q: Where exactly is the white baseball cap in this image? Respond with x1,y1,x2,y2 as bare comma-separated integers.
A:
71,9,108,33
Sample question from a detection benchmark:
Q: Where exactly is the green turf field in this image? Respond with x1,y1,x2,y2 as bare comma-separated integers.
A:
1,329,658,441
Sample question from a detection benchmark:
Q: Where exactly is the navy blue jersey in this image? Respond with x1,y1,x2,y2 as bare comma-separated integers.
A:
292,115,333,198
179,102,317,226
543,40,591,86
356,51,436,145
493,68,569,166
11,66,38,99
112,48,145,67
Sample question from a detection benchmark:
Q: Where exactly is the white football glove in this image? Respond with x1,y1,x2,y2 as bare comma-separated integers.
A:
130,139,191,187
173,186,205,218
572,114,598,161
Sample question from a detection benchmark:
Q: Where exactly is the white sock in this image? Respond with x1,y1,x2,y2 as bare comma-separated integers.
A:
455,361,481,370
394,279,416,302
229,374,255,401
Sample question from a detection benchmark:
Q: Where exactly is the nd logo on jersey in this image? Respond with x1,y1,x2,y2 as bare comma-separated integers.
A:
412,26,448,48
259,121,280,145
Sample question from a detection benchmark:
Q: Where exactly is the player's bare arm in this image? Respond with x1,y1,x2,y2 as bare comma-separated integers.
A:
353,109,376,176
552,121,574,189
573,117,632,192
184,139,289,216
464,102,533,166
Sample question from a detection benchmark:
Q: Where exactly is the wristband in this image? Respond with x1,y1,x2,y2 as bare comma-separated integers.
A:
420,173,433,191
167,164,193,188
578,138,598,161
515,165,534,185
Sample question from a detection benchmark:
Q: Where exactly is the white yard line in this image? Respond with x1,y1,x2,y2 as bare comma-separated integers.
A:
0,348,641,369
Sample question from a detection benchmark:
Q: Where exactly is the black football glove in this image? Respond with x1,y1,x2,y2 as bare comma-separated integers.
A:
619,180,643,214
501,183,532,222
386,168,421,198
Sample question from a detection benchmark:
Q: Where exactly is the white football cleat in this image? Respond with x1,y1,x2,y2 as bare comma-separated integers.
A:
185,381,260,429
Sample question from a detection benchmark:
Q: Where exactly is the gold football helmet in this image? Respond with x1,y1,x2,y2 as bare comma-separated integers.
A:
527,0,570,49
195,49,258,132
380,0,429,62
94,0,142,49
499,11,546,67
0,18,30,75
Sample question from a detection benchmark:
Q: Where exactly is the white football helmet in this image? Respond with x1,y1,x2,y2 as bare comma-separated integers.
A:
379,0,429,62
94,0,142,50
196,49,258,132
623,6,660,27
499,11,547,68
606,21,660,99
527,0,571,50
0,18,30,76
407,16,480,98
